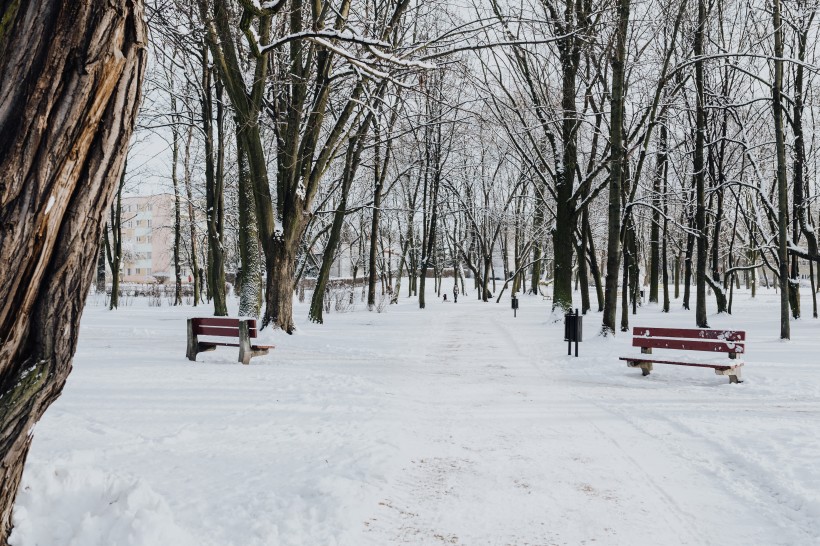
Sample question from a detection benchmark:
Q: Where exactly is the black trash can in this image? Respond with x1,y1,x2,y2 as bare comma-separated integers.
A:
564,308,583,356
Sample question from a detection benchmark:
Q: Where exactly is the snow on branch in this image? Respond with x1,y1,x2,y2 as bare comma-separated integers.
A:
238,0,286,17
263,30,389,53
311,37,391,80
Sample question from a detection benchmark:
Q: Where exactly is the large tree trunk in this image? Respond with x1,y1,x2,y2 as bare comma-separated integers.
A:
602,0,630,334
183,126,200,306
694,0,709,328
648,123,663,304
171,120,183,305
791,7,812,320
236,137,262,318
661,124,671,313
203,53,227,316
772,0,790,339
0,1,145,541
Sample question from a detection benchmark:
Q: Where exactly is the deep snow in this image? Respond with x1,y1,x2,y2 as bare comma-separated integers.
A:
11,286,820,545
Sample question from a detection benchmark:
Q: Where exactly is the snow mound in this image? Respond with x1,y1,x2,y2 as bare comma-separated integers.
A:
10,462,197,546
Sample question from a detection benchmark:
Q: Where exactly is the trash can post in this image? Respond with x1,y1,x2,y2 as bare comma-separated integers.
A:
575,308,579,357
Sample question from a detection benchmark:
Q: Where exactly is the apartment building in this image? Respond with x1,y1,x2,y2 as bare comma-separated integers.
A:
110,193,193,283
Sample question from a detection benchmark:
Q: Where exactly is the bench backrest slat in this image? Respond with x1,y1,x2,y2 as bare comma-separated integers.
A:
191,318,257,338
632,327,745,341
632,336,744,354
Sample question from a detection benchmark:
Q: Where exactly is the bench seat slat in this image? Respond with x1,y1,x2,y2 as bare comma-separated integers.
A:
199,342,274,350
193,324,258,338
632,326,745,341
619,357,743,370
195,326,247,338
193,317,258,329
192,318,258,338
632,337,744,353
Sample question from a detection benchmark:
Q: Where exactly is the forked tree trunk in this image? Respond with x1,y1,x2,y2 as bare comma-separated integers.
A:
0,1,145,541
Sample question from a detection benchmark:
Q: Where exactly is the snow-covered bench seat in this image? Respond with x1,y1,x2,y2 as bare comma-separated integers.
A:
186,317,273,365
619,327,745,384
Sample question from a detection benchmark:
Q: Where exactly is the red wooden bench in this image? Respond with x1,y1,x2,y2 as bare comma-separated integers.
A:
620,327,745,383
186,317,274,365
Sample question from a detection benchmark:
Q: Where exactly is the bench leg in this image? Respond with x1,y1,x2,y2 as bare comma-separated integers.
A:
186,319,198,361
238,320,252,364
714,367,743,384
627,361,652,376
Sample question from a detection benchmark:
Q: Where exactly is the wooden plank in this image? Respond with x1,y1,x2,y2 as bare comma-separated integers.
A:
619,357,743,370
632,326,745,341
195,325,241,337
193,317,240,328
192,317,258,338
631,337,744,353
194,317,258,330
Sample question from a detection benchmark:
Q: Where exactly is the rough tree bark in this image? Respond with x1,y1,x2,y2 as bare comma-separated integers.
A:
694,0,709,328
772,0,790,339
602,0,630,335
236,138,262,318
0,0,145,541
202,49,227,316
170,108,183,305
182,125,200,306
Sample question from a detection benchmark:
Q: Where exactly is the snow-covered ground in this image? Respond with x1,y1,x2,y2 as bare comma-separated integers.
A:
11,285,820,545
